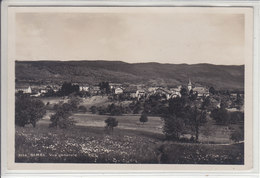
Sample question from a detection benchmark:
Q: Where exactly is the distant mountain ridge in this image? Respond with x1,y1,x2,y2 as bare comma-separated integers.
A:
15,60,244,90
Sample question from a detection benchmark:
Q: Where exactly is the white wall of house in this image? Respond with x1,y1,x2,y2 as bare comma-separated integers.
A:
115,88,123,94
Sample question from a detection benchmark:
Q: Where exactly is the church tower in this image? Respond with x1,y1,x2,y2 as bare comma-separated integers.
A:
188,78,192,91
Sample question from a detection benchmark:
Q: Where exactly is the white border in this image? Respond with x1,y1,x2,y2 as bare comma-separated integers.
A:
1,0,260,177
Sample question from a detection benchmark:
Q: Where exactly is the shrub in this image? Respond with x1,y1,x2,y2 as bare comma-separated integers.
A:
15,96,46,127
59,82,80,96
98,107,107,115
107,103,123,116
229,111,244,124
104,117,118,132
210,107,230,125
230,127,244,143
78,105,87,113
53,104,59,110
68,97,82,111
49,103,76,129
90,106,97,114
49,109,76,129
139,113,148,124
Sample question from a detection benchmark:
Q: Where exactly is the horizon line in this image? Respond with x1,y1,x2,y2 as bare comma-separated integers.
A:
15,60,245,66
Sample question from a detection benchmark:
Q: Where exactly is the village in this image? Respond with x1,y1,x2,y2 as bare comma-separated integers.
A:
15,78,244,112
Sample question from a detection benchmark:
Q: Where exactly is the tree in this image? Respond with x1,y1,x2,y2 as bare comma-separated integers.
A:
162,115,185,140
234,93,243,109
162,96,189,141
99,82,111,94
230,125,244,143
201,96,210,110
133,101,142,114
107,103,123,116
180,87,188,97
210,107,230,125
59,82,79,96
49,103,76,129
90,106,97,114
164,92,208,142
68,97,82,111
98,106,107,115
139,113,148,124
168,97,186,117
189,89,198,101
187,106,207,142
105,117,118,132
45,88,55,97
229,111,244,124
15,96,46,127
209,87,216,95
78,105,87,113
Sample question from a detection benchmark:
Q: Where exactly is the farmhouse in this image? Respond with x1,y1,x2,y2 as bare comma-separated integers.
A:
15,85,32,94
39,89,48,94
155,88,172,100
51,85,60,92
110,83,122,89
114,87,124,94
79,84,89,92
136,89,146,100
193,86,210,97
169,85,182,98
124,86,137,98
89,86,100,95
148,87,159,94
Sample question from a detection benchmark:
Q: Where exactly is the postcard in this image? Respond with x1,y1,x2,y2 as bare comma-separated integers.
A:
4,6,254,172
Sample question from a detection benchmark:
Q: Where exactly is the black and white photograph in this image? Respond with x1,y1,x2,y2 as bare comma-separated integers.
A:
8,7,253,167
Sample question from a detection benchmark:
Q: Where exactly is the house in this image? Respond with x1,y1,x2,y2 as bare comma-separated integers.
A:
192,86,210,97
169,86,182,98
148,87,159,94
155,88,172,100
114,87,123,94
110,83,122,89
51,85,60,92
39,89,48,94
30,92,41,97
169,93,180,98
89,86,100,95
15,85,32,94
79,84,89,92
136,89,147,100
124,86,137,98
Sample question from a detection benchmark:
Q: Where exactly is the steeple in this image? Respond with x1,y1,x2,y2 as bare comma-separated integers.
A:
188,78,192,91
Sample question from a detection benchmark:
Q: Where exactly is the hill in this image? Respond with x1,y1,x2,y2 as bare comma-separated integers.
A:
15,60,244,90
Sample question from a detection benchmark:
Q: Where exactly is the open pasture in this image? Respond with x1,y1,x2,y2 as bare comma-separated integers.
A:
39,111,239,144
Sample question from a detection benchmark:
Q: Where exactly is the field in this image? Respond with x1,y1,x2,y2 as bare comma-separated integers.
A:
41,109,236,144
15,109,244,164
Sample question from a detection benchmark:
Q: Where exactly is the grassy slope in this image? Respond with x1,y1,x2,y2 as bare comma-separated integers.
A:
15,124,244,164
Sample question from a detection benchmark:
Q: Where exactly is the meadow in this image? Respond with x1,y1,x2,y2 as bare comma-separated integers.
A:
15,110,244,164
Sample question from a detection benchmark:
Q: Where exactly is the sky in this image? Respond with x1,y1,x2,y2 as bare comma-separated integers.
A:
15,9,246,65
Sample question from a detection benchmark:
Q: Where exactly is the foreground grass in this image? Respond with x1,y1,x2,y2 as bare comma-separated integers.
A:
15,124,244,164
